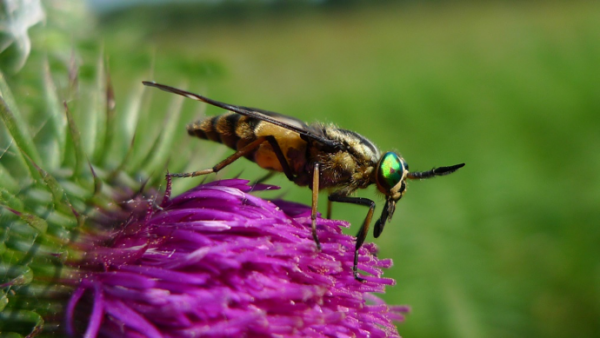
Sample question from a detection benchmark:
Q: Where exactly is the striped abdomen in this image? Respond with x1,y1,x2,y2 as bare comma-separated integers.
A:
186,112,308,173
187,112,257,150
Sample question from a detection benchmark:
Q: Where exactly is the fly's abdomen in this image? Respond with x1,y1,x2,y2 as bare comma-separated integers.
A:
186,112,308,174
187,113,257,151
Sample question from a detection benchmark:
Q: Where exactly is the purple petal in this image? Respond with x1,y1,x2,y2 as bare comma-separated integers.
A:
84,281,104,338
67,179,407,337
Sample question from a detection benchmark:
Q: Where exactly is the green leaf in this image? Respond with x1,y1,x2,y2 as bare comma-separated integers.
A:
0,290,8,312
29,160,74,215
40,59,67,168
140,91,184,177
110,81,145,166
0,266,33,287
93,58,116,166
0,188,24,211
0,163,20,193
2,206,48,234
63,102,85,179
81,53,107,161
0,95,36,180
0,72,41,166
0,310,43,337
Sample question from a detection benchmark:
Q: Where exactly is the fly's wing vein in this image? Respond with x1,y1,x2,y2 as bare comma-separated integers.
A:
143,81,342,149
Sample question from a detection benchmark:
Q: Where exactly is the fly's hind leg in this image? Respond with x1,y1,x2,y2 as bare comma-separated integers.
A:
328,194,376,281
169,135,296,181
170,137,268,178
310,162,322,251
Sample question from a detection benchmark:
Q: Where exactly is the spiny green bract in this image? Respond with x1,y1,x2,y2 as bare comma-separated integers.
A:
0,53,188,336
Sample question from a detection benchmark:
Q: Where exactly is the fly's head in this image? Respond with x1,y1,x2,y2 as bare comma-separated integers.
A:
373,152,408,238
373,151,466,238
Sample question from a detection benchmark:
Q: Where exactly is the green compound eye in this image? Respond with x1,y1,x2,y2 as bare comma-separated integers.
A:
377,152,405,191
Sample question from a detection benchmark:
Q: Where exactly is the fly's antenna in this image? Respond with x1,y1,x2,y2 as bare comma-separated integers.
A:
407,163,465,180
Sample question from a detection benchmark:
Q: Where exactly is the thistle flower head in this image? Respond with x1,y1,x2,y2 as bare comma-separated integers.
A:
66,178,409,337
0,5,408,335
0,65,409,336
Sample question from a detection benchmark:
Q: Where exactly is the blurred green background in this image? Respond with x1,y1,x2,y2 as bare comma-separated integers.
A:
11,0,600,336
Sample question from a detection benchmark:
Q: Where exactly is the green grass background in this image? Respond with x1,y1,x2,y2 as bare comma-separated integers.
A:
74,1,600,337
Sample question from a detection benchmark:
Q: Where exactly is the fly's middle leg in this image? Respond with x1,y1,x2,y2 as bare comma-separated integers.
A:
328,194,376,281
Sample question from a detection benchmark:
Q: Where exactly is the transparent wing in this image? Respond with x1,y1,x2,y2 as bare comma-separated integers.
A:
143,81,341,149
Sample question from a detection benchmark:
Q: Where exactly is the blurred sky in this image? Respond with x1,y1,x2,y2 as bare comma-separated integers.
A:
87,0,181,13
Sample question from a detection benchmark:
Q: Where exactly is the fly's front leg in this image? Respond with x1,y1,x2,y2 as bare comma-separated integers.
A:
328,194,376,281
310,162,322,251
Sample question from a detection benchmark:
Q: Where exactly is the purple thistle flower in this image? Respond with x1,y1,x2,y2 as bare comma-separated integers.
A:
66,179,409,337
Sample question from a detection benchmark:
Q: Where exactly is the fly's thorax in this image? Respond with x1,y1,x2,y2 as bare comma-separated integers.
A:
300,124,381,191
321,125,381,164
304,146,375,193
320,151,355,185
